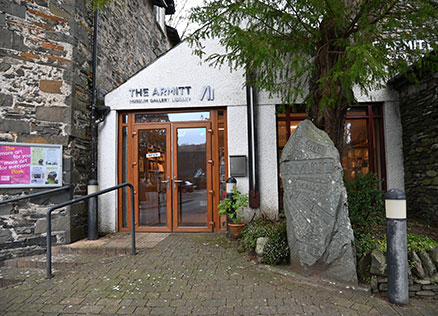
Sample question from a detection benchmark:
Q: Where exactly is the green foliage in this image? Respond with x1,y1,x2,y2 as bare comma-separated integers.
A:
345,172,385,258
355,232,383,259
407,234,437,253
218,187,248,224
188,1,438,111
360,234,437,255
261,223,289,265
345,172,385,232
241,220,289,265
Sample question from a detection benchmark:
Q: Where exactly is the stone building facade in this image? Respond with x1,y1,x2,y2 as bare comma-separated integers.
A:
390,59,438,223
0,0,173,261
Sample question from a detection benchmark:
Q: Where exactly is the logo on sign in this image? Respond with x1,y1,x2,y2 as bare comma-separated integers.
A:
200,86,214,101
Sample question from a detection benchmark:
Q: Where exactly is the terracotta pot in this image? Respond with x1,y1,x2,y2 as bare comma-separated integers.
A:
228,222,245,239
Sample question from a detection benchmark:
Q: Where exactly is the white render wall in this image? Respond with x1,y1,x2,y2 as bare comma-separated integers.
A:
100,39,405,232
256,104,279,219
97,110,118,232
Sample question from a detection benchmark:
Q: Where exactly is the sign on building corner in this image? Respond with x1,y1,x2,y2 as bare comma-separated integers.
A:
200,85,214,101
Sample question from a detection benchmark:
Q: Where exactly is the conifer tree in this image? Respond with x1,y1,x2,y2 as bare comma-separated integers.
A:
187,0,438,153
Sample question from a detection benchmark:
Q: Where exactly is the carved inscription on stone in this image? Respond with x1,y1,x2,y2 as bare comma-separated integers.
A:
280,120,357,283
305,139,327,155
286,158,335,175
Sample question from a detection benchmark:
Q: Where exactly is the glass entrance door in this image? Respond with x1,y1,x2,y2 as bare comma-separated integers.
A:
172,122,212,232
134,122,212,232
135,125,172,232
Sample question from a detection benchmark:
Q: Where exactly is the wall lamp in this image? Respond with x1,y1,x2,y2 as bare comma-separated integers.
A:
95,106,111,124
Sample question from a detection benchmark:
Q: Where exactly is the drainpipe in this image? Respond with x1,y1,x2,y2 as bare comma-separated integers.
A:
246,71,260,209
88,8,99,240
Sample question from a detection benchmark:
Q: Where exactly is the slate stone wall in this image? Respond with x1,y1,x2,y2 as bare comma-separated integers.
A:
397,72,438,222
0,0,171,261
366,248,438,298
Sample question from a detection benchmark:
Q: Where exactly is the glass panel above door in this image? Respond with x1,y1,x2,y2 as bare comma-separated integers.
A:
136,112,210,123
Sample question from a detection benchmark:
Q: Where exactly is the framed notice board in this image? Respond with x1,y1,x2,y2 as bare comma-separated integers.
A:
0,142,63,188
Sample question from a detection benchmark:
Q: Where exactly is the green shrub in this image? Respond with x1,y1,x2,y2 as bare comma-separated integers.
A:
218,187,248,224
357,233,437,257
407,234,438,252
345,172,385,258
345,172,385,233
261,223,289,265
241,220,270,251
241,220,289,265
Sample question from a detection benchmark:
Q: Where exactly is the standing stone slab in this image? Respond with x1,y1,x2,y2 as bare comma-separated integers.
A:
280,120,357,283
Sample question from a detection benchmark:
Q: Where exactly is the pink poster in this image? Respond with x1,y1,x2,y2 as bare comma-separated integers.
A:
0,145,31,185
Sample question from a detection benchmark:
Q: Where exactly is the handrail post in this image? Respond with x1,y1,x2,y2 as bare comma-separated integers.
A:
45,182,135,279
46,208,54,279
129,183,136,255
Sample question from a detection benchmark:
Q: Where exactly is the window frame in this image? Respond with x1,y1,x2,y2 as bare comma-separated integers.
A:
276,103,386,188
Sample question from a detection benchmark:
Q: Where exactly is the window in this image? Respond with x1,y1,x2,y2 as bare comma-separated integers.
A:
276,104,386,208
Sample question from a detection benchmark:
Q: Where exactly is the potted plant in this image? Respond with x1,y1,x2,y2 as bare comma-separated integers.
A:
218,187,249,238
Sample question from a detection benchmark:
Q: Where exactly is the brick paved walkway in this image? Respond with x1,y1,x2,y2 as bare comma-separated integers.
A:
0,233,436,315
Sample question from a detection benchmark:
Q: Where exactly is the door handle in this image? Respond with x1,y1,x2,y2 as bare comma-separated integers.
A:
173,177,183,189
161,176,170,190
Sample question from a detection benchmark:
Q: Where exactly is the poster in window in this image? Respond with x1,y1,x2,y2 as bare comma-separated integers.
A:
0,142,62,188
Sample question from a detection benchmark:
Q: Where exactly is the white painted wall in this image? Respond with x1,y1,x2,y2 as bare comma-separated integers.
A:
256,104,279,219
97,110,118,232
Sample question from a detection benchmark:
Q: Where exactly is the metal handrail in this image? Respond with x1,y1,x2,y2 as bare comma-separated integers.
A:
0,185,71,206
46,182,135,279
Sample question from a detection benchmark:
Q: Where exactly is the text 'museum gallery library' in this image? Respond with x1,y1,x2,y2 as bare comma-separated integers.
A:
97,39,406,234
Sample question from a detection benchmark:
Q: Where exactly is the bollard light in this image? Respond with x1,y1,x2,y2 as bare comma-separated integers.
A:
385,188,408,306
226,177,237,195
87,179,99,240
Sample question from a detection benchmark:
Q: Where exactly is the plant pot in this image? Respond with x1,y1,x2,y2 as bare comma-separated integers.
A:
228,222,245,239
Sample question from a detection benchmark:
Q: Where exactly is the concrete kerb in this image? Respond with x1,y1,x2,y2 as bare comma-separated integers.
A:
258,261,372,295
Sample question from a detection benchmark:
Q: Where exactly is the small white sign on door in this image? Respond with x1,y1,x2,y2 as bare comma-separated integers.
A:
146,152,161,158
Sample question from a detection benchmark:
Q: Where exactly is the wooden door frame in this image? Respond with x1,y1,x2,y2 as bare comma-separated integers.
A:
171,121,213,232
117,108,227,232
133,123,172,232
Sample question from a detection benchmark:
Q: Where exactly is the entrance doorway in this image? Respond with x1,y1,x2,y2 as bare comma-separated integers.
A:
118,110,227,232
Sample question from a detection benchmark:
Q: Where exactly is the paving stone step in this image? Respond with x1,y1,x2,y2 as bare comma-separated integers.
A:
53,244,132,256
1,253,113,270
0,266,46,287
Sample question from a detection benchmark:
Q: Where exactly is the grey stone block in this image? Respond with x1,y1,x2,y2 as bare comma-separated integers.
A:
0,204,14,215
1,119,29,133
370,248,387,276
422,284,438,291
418,250,437,277
0,29,12,48
410,251,426,279
415,290,436,296
12,33,26,51
36,106,69,123
10,3,26,18
0,13,5,27
280,120,357,283
0,228,13,243
430,247,438,268
0,93,13,107
49,2,72,20
34,215,69,234
0,61,11,72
